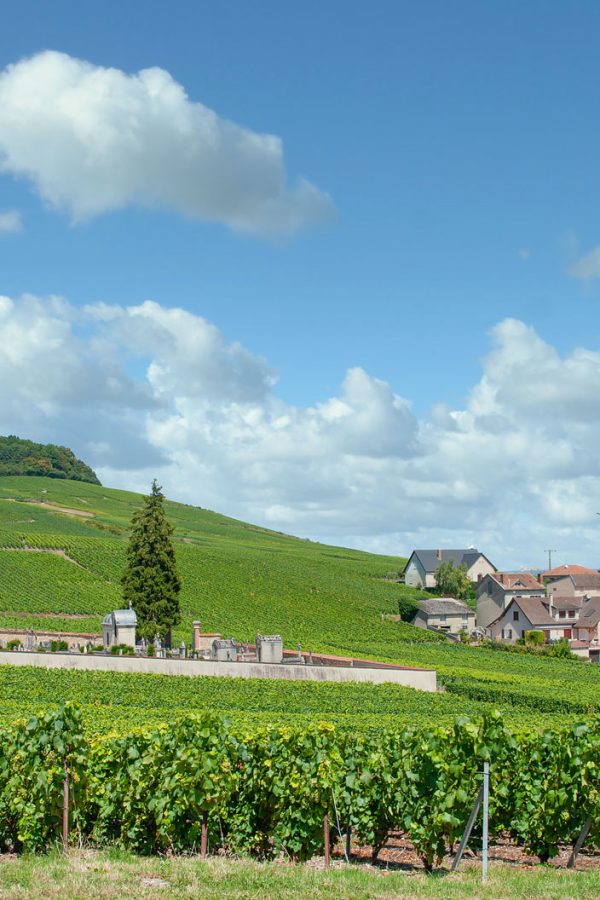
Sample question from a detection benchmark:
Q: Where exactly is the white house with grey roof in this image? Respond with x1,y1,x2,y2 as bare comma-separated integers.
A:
404,548,496,589
412,598,476,635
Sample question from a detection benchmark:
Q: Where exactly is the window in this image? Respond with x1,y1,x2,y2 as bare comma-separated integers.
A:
559,610,566,619
513,610,519,621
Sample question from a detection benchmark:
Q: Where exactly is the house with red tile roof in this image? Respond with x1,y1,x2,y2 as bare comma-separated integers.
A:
476,572,546,632
542,564,598,583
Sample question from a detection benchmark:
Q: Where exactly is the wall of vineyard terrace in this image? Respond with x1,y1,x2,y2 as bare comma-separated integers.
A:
0,630,95,650
0,704,598,868
0,651,438,690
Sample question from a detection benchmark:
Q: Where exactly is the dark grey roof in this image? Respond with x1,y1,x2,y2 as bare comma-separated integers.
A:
461,551,483,569
410,549,486,574
417,598,473,616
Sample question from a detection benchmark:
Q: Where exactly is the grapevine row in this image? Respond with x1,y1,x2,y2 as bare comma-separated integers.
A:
0,706,598,867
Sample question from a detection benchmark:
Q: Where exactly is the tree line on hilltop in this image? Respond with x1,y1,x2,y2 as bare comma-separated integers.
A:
0,435,101,485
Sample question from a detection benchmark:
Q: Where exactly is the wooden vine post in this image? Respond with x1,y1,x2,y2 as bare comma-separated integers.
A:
200,811,208,858
62,760,69,854
323,809,330,867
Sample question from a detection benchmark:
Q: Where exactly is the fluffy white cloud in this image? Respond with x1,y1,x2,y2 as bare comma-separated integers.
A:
0,51,333,236
0,209,22,234
2,294,600,567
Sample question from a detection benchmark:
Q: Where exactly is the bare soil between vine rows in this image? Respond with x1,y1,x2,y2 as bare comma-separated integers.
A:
331,832,600,871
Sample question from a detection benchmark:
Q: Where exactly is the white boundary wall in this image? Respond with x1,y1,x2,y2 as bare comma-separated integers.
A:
0,651,437,691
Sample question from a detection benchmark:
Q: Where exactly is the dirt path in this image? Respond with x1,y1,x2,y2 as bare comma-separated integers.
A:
0,546,84,567
0,498,94,518
0,610,93,620
22,501,94,518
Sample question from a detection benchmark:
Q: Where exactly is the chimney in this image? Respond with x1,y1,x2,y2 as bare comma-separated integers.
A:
192,620,201,652
437,548,442,560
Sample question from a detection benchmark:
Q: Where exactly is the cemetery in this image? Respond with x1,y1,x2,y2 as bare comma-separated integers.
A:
0,606,438,689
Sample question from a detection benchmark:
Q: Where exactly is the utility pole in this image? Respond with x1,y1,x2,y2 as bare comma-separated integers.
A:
544,549,557,571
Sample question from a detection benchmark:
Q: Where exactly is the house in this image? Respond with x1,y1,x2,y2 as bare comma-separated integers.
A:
488,596,563,643
412,598,476,635
546,573,600,600
541,564,597,584
404,548,496,589
546,596,583,638
102,608,137,650
571,596,600,644
476,572,546,632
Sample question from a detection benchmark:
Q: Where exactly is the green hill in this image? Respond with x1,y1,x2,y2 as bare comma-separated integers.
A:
0,475,431,658
0,436,100,484
1,475,600,735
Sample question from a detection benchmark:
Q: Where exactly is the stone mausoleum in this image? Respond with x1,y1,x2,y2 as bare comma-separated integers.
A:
102,608,137,650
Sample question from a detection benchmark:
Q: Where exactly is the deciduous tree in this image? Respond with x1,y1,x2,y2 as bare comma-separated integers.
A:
434,560,472,600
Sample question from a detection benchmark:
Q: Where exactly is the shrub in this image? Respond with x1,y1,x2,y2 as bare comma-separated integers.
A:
50,640,69,653
6,639,21,651
110,643,135,656
525,630,545,646
546,638,575,659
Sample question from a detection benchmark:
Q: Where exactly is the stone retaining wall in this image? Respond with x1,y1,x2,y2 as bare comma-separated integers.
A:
0,650,437,691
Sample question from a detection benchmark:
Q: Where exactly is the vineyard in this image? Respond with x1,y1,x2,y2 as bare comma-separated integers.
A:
0,658,600,734
1,475,600,734
0,475,434,659
1,703,598,871
0,664,584,735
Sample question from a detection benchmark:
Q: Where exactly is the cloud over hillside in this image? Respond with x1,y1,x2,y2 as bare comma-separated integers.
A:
1,293,599,566
0,51,333,237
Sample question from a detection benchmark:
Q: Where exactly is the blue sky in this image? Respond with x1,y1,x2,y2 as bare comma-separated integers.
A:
1,1,600,566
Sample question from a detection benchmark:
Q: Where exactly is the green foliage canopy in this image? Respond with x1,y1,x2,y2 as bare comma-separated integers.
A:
0,436,100,484
121,480,181,642
434,559,472,600
1,706,599,865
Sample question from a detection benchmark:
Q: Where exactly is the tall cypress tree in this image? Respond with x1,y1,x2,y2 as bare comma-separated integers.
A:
122,480,181,644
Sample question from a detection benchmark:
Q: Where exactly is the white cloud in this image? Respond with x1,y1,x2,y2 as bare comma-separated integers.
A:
0,209,22,234
570,244,600,281
0,51,333,237
2,293,600,568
